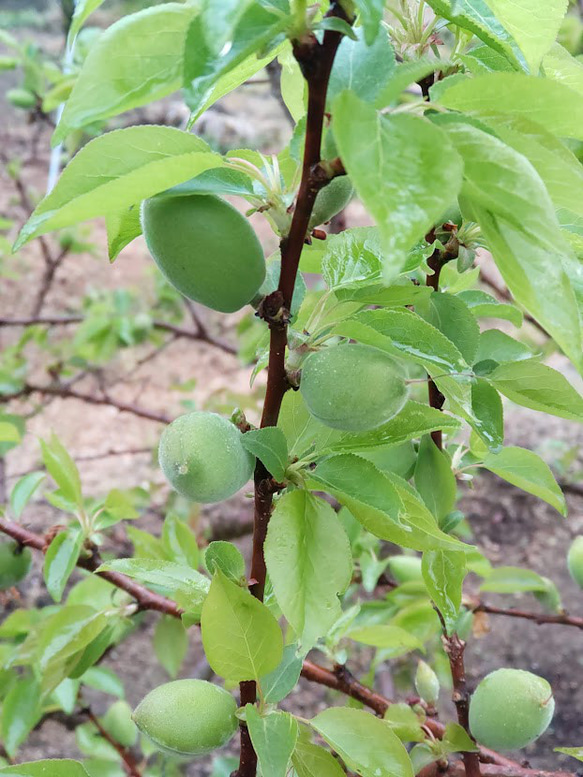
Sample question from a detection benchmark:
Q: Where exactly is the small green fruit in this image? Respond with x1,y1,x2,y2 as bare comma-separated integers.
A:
309,176,354,228
0,541,32,590
133,679,238,757
141,193,265,313
300,344,408,431
102,701,138,748
469,668,554,750
159,412,255,503
415,660,440,705
567,536,583,589
7,88,36,109
387,555,423,584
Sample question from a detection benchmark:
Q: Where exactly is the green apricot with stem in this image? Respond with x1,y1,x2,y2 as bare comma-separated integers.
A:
133,680,238,758
141,193,265,313
469,668,554,750
567,535,583,588
309,176,354,229
300,343,409,431
0,541,32,590
159,411,255,504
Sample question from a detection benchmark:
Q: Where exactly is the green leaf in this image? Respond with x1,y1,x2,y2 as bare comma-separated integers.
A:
0,762,90,777
0,421,20,444
480,566,549,593
44,531,83,603
153,615,188,678
10,472,45,520
471,379,504,452
200,570,283,682
309,454,468,552
348,625,424,655
326,402,461,452
1,676,41,756
328,26,396,106
96,558,209,614
265,491,352,650
201,0,254,55
246,707,298,777
375,58,442,108
162,514,199,569
484,0,567,73
554,747,583,763
384,704,426,743
204,541,245,583
55,4,197,143
40,433,83,509
353,0,385,45
333,93,463,279
443,120,582,367
311,707,414,777
80,667,124,698
424,0,522,67
422,550,466,635
489,360,583,421
442,722,479,753
67,0,106,45
475,330,533,365
184,4,287,118
424,292,480,365
15,127,223,249
543,43,583,96
105,206,141,262
438,73,583,140
0,414,25,457
482,445,566,515
277,390,340,460
414,437,457,523
292,740,346,777
261,643,303,704
241,427,288,482
457,290,523,327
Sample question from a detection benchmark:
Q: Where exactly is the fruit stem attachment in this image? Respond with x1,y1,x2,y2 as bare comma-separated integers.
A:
236,5,350,777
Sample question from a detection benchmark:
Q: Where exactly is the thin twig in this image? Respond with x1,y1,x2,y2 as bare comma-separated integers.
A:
84,707,142,777
478,268,547,337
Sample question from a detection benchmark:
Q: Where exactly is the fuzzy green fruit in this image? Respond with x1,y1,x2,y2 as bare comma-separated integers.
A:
102,701,138,748
141,193,265,313
387,555,423,584
133,680,238,757
469,669,554,750
7,88,36,109
159,412,255,504
0,541,32,590
309,176,354,228
300,344,408,431
567,536,583,589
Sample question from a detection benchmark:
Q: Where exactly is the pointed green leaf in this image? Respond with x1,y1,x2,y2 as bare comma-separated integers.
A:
328,25,396,106
422,550,467,635
1,676,41,756
348,625,424,655
201,570,283,682
10,472,45,520
40,434,82,508
425,292,480,365
265,491,352,650
471,378,504,452
162,513,199,569
414,437,457,523
246,707,298,777
44,531,83,603
241,427,288,482
292,739,346,777
261,643,303,704
67,0,106,46
480,566,549,593
105,206,142,262
0,762,90,777
153,615,188,678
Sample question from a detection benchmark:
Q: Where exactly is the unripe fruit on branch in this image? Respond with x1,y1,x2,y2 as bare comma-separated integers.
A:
159,412,255,504
309,176,354,229
133,680,238,757
387,555,423,584
141,193,265,313
7,88,36,109
300,344,408,431
469,668,554,750
567,536,583,589
0,541,32,590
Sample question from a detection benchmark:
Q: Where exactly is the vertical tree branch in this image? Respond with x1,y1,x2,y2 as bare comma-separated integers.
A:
236,6,349,777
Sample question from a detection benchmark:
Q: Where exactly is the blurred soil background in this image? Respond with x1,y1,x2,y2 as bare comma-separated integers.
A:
1,2,583,774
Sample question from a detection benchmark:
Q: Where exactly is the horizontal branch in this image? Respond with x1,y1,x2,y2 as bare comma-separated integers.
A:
1,383,171,424
418,760,573,777
0,517,572,777
0,316,236,355
84,707,142,777
473,602,583,630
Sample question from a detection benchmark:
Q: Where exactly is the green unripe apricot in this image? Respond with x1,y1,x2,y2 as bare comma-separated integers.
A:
309,176,354,228
133,680,238,757
567,536,583,588
7,88,36,109
141,193,265,313
387,555,423,584
0,541,32,590
469,669,554,750
102,701,138,748
300,344,408,431
159,412,255,504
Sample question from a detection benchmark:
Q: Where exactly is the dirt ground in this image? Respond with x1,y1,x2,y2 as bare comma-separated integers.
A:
1,3,583,775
